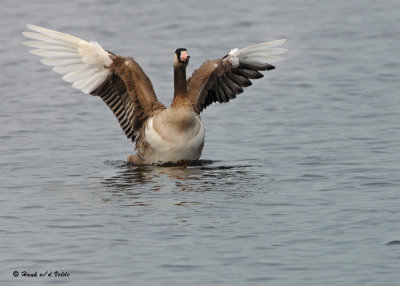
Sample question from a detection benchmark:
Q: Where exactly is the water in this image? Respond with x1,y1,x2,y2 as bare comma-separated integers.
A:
1,0,400,285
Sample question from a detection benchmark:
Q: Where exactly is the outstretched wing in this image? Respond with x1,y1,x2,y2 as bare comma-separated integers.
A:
22,24,165,143
188,40,287,113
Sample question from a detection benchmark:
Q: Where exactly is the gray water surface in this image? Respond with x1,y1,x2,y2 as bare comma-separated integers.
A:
1,0,400,285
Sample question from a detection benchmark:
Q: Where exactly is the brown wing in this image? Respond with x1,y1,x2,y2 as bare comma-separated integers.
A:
188,59,274,113
91,55,166,143
188,40,286,113
22,24,166,144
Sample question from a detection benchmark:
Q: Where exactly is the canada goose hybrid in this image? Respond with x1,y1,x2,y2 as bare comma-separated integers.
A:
23,24,287,165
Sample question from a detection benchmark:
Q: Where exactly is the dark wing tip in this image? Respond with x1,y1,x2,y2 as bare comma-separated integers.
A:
240,62,275,71
265,64,276,71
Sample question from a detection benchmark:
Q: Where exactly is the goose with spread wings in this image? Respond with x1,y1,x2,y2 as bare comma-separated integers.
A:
23,24,287,165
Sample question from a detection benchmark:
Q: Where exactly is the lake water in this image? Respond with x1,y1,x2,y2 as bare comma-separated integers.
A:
1,0,400,285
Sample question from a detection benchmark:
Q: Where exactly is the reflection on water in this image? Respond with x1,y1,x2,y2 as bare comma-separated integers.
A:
103,160,218,185
101,160,266,206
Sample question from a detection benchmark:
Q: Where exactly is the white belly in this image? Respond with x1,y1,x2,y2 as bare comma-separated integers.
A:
143,117,205,164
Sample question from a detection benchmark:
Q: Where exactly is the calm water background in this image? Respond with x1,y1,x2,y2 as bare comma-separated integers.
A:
1,0,400,285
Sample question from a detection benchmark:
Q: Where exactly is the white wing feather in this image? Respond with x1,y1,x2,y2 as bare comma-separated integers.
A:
228,39,287,68
23,24,113,94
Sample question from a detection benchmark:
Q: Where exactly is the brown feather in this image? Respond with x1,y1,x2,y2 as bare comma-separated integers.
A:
240,63,275,71
91,56,166,143
230,70,253,87
232,68,264,79
187,51,277,113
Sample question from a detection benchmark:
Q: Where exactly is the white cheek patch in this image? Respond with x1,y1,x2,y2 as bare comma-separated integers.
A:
180,51,189,61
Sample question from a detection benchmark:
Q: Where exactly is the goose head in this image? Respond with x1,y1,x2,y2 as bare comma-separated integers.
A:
174,48,190,68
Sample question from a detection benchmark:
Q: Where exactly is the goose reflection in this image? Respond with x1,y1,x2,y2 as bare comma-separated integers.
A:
103,160,214,186
101,160,256,203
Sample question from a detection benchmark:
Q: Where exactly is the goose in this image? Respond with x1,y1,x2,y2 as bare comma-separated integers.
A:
23,24,287,165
